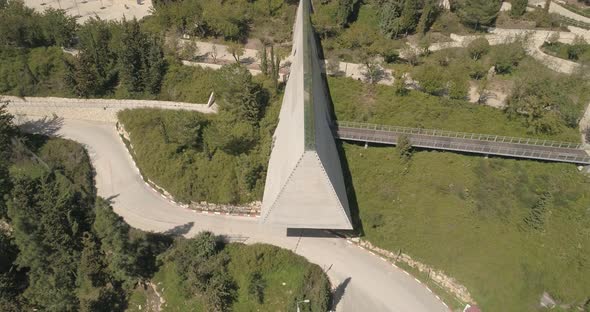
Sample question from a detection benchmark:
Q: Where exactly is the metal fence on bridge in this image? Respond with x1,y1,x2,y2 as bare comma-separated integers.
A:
336,121,583,149
334,121,590,165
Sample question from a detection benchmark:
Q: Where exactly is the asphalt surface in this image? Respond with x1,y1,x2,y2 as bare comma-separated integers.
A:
336,127,590,165
50,118,449,312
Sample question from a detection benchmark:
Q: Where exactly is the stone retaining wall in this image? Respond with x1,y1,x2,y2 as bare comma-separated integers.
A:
344,237,475,305
3,96,217,123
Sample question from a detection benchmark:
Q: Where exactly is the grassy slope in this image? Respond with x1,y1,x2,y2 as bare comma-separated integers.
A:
342,142,590,311
137,243,329,312
329,76,582,142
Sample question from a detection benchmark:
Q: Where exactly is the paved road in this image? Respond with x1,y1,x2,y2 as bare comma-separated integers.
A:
336,126,590,164
49,118,448,312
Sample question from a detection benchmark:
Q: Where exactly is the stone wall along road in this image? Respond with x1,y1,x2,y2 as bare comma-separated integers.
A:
3,96,217,123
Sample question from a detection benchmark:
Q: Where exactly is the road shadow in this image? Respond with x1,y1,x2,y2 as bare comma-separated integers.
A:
163,222,194,236
332,277,352,310
286,228,336,238
18,115,64,136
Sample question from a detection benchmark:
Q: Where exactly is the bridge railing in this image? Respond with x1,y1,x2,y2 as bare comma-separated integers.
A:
335,121,583,149
337,128,590,163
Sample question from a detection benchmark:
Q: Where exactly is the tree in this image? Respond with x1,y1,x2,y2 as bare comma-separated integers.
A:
336,0,359,28
93,198,137,283
210,44,219,64
117,19,167,95
510,0,528,17
259,44,268,75
414,64,445,95
455,0,502,29
416,0,439,35
492,41,526,74
0,231,26,312
228,42,245,63
393,71,408,95
215,63,267,125
327,56,341,76
0,0,42,47
119,19,148,93
567,36,588,61
204,271,236,312
145,37,166,95
467,37,491,60
361,58,385,84
8,171,93,311
399,0,420,35
447,75,469,99
65,18,117,97
39,8,77,47
247,271,266,304
397,135,413,160
379,0,403,38
169,232,221,291
506,68,575,134
180,39,198,61
77,232,107,288
0,103,15,219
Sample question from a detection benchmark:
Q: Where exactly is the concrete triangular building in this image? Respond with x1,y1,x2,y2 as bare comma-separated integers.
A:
260,0,353,230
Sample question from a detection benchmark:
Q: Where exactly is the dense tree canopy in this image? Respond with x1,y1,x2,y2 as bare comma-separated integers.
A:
455,0,502,29
0,0,76,48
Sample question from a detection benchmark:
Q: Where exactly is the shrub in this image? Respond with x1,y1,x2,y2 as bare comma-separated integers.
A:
447,75,469,100
414,64,445,95
492,41,526,74
467,37,491,60
397,135,413,160
510,0,528,17
468,59,489,79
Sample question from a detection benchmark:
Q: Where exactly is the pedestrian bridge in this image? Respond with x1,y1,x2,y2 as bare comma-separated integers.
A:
334,121,590,165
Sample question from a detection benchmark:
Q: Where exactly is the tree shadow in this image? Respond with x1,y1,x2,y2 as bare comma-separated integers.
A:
104,194,120,205
332,277,352,310
17,114,64,136
163,222,195,236
240,56,257,66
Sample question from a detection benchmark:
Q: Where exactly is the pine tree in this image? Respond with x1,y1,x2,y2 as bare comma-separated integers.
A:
8,172,93,311
455,0,502,29
146,37,166,95
119,19,147,93
0,103,14,219
416,0,437,35
260,45,268,75
399,0,420,35
379,0,403,39
269,45,276,81
510,0,527,17
336,0,359,28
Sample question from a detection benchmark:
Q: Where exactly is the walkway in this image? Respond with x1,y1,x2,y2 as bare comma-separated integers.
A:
335,121,590,165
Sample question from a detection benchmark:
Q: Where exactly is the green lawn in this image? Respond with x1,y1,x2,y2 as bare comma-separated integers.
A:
341,142,590,311
141,243,330,312
152,262,205,312
226,243,330,312
329,76,582,142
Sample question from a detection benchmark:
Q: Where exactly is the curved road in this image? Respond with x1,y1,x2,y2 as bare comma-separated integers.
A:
51,118,447,312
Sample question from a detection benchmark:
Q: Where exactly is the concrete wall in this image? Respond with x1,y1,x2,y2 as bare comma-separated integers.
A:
3,96,217,123
260,0,352,229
